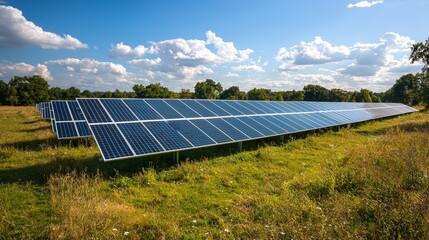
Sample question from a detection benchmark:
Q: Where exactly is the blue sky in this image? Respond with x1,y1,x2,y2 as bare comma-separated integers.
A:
0,0,427,92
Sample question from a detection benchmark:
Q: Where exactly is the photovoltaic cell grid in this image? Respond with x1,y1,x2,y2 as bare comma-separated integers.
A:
51,100,92,139
36,102,52,119
76,98,417,161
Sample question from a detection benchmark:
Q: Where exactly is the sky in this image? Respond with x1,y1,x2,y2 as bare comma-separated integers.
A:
0,0,427,93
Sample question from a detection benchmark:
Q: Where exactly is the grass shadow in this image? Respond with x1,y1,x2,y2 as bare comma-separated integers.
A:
0,137,59,151
17,125,52,133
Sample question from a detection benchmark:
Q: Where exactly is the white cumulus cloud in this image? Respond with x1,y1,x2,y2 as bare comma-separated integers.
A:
118,30,254,79
347,0,383,8
0,5,88,49
276,36,350,66
110,42,149,58
46,58,136,90
232,64,265,72
0,61,52,80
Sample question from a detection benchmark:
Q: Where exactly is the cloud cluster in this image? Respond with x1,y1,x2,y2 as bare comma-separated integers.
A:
113,31,254,79
275,32,421,91
347,0,383,8
0,61,52,80
276,32,415,76
46,58,139,90
0,5,87,49
110,42,148,58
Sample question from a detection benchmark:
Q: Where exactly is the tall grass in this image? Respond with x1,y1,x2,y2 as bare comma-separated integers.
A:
1,106,428,239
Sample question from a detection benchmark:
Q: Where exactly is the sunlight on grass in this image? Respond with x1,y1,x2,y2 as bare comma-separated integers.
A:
1,106,428,239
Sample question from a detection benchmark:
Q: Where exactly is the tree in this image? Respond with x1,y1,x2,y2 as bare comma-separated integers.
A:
303,85,330,101
8,75,49,105
48,87,64,100
247,88,271,100
281,90,304,101
219,86,246,100
81,90,94,98
328,88,349,102
410,38,429,107
354,89,372,102
63,87,81,100
0,80,9,105
179,89,193,99
133,83,173,98
410,38,429,75
194,79,223,99
390,74,420,105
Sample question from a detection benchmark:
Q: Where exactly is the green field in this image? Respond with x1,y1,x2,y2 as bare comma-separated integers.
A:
1,106,428,239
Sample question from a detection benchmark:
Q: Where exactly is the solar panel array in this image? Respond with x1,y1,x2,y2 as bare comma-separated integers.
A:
36,102,52,119
75,98,417,161
51,100,92,139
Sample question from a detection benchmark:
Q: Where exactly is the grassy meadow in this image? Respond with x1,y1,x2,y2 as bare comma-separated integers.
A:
0,106,428,239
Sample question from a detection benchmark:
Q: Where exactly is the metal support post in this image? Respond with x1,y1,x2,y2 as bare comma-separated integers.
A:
280,135,285,144
173,151,180,165
237,142,243,152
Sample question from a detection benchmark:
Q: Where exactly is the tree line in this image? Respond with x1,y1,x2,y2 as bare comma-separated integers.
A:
1,38,428,107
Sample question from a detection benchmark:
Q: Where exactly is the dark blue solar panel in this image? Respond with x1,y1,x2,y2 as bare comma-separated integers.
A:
270,115,300,132
168,120,216,146
90,124,134,160
57,122,78,139
234,117,274,138
123,99,162,120
288,114,318,129
207,118,248,141
52,101,72,121
262,102,284,113
316,113,342,126
190,119,233,143
224,101,254,115
238,101,266,114
68,101,85,120
118,123,164,155
251,101,278,114
287,102,308,112
299,114,327,128
212,101,244,115
75,122,91,136
223,117,263,138
145,100,183,119
258,116,290,134
270,102,295,113
272,115,305,132
143,121,192,151
253,116,287,134
77,99,112,123
100,99,138,122
163,99,201,118
197,100,230,116
180,100,217,117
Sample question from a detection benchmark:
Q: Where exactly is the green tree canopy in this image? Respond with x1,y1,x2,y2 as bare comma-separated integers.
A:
410,38,429,75
179,89,193,99
303,85,330,101
219,86,246,100
194,79,223,99
8,75,49,105
0,80,9,105
133,83,174,98
247,88,271,100
390,74,420,105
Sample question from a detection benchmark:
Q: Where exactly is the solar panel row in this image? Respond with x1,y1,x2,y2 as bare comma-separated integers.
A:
76,98,416,161
36,102,52,119
51,100,91,139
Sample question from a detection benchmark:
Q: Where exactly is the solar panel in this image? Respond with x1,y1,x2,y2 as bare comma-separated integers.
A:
51,100,92,139
76,98,417,161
